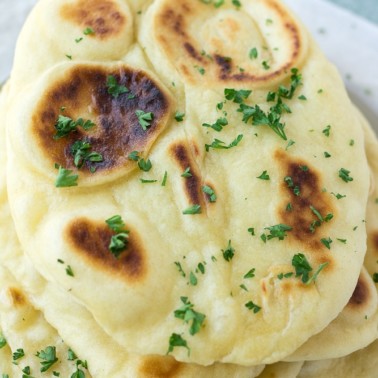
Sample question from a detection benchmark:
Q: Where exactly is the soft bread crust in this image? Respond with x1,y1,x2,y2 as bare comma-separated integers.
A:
4,0,372,367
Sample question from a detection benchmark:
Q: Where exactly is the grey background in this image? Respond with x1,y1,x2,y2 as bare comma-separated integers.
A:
330,0,378,24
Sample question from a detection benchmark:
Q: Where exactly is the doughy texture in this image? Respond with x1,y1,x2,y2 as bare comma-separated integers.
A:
0,81,266,378
5,0,371,366
297,340,378,378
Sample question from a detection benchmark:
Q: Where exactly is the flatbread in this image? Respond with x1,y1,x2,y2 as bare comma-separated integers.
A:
0,82,265,378
5,0,371,366
297,340,378,378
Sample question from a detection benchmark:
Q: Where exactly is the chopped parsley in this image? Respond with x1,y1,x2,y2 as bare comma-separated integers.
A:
324,151,331,158
175,111,185,122
53,115,95,139
106,75,129,98
277,272,294,279
35,346,58,372
83,27,95,35
105,215,129,258
373,273,378,283
244,268,256,279
194,65,206,75
257,170,270,180
174,262,186,277
136,110,154,131
181,167,192,178
13,348,25,361
263,224,292,241
182,204,201,215
174,297,206,335
55,165,78,188
137,158,152,172
70,140,103,169
128,151,140,161
247,227,255,236
262,61,270,70
321,237,333,249
189,271,198,286
140,178,158,184
339,168,353,183
161,171,168,186
167,333,190,356
292,253,328,284
249,47,258,59
205,134,243,152
202,185,217,202
66,265,74,277
232,0,242,8
331,192,346,199
202,117,228,132
0,334,6,349
245,301,261,313
224,88,252,103
322,125,331,137
222,240,235,261
285,139,295,150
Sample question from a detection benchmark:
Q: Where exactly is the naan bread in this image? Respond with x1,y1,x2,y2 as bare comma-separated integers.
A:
297,340,378,378
0,81,265,378
4,0,371,367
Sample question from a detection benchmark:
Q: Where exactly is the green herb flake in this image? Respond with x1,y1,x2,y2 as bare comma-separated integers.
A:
174,262,186,277
128,151,140,161
55,165,78,188
247,227,255,236
294,253,328,286
83,27,95,35
202,117,228,132
222,240,235,262
136,110,154,131
53,115,95,139
181,167,192,178
339,168,353,183
240,284,248,291
249,47,258,59
322,125,331,137
70,140,103,169
286,203,293,212
36,346,58,372
140,178,158,184
174,297,206,335
194,65,206,75
257,170,270,180
349,139,355,146
105,215,129,258
167,333,190,356
13,348,25,361
205,134,243,152
68,348,78,361
245,301,261,313
263,224,292,241
244,268,256,279
232,0,242,8
324,151,331,158
161,171,168,186
277,272,294,280
298,94,307,100
138,158,152,172
285,139,295,150
202,185,217,202
337,238,347,244
175,111,185,122
331,192,346,200
262,61,270,70
224,88,252,103
182,204,201,215
66,265,74,277
106,75,129,98
189,271,198,286
0,334,6,349
373,273,378,283
321,237,333,250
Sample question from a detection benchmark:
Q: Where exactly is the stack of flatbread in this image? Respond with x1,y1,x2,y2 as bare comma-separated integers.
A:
0,0,377,376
